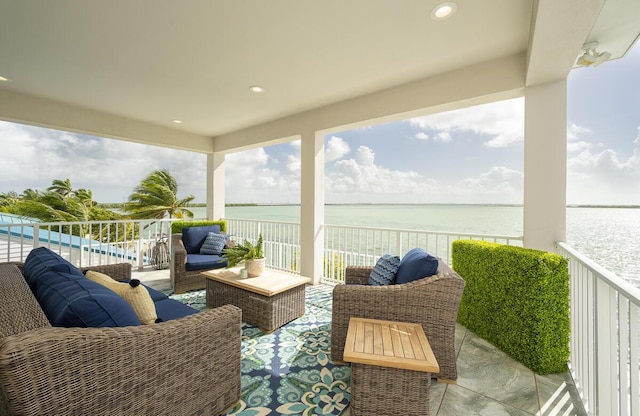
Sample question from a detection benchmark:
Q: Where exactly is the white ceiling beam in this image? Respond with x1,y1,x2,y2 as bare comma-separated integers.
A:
0,88,213,153
526,0,606,86
214,54,526,153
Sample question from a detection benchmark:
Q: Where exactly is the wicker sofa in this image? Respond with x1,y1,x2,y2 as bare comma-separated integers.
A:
331,259,465,382
0,257,242,416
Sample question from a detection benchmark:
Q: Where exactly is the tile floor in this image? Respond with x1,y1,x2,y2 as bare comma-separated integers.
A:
134,268,587,416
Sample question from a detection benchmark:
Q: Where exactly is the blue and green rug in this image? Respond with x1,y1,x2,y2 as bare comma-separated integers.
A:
169,285,351,415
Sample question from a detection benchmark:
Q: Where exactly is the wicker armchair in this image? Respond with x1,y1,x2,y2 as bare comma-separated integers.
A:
331,259,465,382
170,233,229,294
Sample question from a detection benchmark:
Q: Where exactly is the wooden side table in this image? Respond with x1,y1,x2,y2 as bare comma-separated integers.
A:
343,317,439,416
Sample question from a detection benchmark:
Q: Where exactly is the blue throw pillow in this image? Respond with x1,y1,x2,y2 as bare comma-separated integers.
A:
182,225,222,254
395,248,439,284
200,232,227,255
369,254,401,286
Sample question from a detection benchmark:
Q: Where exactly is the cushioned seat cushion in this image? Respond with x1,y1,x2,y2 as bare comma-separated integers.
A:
154,298,198,321
395,248,439,284
185,254,228,271
182,225,222,254
144,284,170,302
35,268,141,327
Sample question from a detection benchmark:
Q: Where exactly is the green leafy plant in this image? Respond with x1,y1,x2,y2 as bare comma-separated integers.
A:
452,239,569,374
170,220,227,234
223,234,264,267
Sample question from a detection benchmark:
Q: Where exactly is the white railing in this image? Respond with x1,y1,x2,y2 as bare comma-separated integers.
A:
0,219,174,269
322,224,523,283
558,242,640,416
225,218,523,283
225,218,301,273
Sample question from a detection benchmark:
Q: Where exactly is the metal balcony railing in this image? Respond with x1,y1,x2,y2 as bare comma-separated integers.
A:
558,242,640,416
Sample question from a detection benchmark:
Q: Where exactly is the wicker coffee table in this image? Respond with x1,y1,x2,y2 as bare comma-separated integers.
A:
202,267,309,332
343,317,440,416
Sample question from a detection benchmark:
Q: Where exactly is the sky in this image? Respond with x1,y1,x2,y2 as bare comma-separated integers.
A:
1,43,639,206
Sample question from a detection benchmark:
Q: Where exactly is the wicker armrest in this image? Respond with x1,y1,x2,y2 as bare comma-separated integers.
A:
344,266,372,285
79,263,132,282
0,305,242,416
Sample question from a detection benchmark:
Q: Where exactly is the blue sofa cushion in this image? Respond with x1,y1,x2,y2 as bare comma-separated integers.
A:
23,247,74,292
182,225,222,254
154,298,198,321
200,232,227,255
144,284,170,302
369,254,401,286
185,254,228,271
395,248,439,284
36,268,141,327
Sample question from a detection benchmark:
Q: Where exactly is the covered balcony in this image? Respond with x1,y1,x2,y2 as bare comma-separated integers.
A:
1,1,639,415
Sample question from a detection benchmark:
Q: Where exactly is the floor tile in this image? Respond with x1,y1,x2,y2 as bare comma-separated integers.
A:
456,330,539,414
437,384,534,416
535,373,587,416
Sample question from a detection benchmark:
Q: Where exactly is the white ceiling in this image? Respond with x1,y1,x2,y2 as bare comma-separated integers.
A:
0,0,638,139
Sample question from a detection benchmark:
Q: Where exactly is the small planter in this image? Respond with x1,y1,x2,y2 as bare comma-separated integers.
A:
245,258,265,277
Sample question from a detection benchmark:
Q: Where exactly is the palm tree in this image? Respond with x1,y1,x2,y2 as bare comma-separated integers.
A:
21,189,40,200
0,191,19,207
124,170,194,219
47,178,74,198
124,169,193,270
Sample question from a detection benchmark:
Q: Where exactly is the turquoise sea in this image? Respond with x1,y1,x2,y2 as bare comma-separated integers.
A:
192,204,640,287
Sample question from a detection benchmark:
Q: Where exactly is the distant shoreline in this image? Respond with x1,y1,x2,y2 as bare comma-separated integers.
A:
98,202,640,209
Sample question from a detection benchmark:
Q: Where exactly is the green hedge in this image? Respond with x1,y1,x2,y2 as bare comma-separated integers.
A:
452,240,569,374
170,220,227,234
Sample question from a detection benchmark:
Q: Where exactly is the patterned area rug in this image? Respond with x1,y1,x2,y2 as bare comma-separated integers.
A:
169,285,352,415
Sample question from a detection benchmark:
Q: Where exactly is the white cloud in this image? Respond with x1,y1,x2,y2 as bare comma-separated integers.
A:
325,143,522,204
0,121,207,202
415,132,429,140
225,147,301,204
325,136,351,162
354,146,375,166
435,131,452,143
567,123,595,153
567,127,640,204
408,98,524,148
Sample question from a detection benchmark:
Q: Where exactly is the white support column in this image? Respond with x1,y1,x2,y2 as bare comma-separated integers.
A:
523,79,567,252
300,131,324,284
206,152,226,220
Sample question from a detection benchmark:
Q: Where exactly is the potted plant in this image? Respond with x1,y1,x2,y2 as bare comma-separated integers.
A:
222,234,265,277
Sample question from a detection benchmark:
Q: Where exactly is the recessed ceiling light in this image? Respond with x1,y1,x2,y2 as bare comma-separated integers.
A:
431,2,457,20
0,75,11,82
249,85,265,93
172,119,183,124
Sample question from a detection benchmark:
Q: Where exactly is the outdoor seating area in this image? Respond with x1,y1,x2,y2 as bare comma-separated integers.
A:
134,267,587,415
0,242,588,415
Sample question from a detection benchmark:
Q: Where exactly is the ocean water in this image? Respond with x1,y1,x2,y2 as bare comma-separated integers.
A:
192,204,640,287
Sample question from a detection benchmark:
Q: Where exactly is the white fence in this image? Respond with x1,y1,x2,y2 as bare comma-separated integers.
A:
227,218,523,283
0,219,174,269
559,242,640,416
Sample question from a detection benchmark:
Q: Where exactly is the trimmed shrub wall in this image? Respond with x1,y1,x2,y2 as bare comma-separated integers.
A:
170,220,227,234
452,240,569,374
